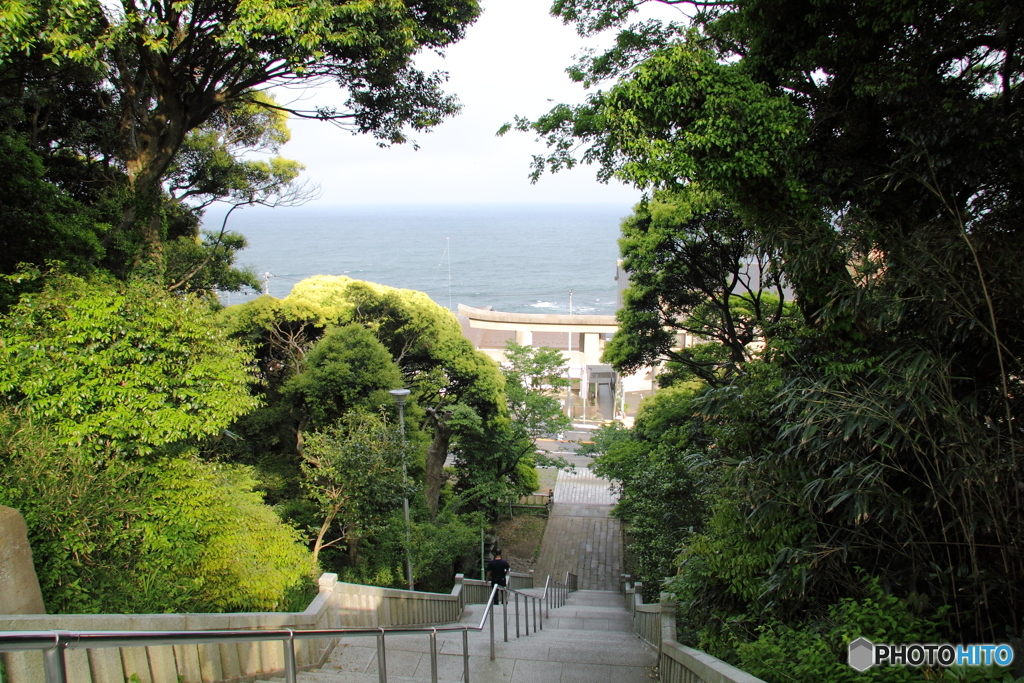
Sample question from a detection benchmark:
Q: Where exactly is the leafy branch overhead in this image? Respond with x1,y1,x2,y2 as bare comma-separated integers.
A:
0,0,480,279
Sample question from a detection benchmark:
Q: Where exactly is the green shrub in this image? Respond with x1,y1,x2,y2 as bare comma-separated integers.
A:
733,577,1019,682
131,455,313,612
0,274,258,457
0,415,313,613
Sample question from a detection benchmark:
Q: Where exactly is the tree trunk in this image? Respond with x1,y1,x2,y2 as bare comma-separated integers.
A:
115,49,201,283
312,502,342,566
347,535,360,565
424,408,452,521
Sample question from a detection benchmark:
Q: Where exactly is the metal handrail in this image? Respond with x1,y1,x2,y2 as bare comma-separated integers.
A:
0,573,583,683
0,584,507,683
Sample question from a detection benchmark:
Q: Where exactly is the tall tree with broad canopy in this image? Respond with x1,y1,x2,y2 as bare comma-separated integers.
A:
509,0,1024,646
222,275,509,521
0,59,309,295
0,0,480,278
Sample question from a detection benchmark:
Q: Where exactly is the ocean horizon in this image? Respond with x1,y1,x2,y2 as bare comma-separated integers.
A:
203,203,636,315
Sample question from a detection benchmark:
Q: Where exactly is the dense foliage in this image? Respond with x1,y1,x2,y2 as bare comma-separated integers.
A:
0,274,258,455
221,276,537,587
0,0,479,280
0,0,506,616
523,0,1024,679
301,412,410,565
0,277,312,613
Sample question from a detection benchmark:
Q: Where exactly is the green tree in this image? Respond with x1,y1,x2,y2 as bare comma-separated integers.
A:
603,191,794,385
163,91,314,296
0,132,104,307
502,340,571,440
300,412,409,566
0,272,259,456
284,323,404,433
224,275,509,521
586,382,715,601
510,0,1024,650
0,0,480,278
0,55,303,292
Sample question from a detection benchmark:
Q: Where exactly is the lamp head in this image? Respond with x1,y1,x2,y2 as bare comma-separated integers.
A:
389,388,411,407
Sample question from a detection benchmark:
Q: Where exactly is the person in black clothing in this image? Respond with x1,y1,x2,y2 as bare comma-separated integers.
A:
486,550,510,602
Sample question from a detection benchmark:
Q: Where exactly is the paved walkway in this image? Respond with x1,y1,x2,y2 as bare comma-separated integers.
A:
534,452,623,591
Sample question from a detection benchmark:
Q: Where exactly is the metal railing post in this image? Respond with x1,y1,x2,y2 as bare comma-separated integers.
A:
376,631,388,683
544,576,551,619
283,630,297,683
524,595,529,636
503,589,508,642
43,633,68,683
515,592,520,638
489,594,495,661
462,629,470,683
533,598,539,632
429,630,438,683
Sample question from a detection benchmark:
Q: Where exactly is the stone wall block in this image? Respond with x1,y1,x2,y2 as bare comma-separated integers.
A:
66,646,92,683
119,645,153,683
1,650,44,683
0,507,46,615
226,615,261,676
172,644,201,683
88,647,125,683
216,642,240,682
124,616,172,683
183,616,223,683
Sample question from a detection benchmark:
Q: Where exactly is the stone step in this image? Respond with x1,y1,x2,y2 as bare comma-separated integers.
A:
310,627,653,679
285,590,657,683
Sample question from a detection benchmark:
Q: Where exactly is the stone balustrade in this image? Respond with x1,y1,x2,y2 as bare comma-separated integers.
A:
0,573,470,683
621,576,767,683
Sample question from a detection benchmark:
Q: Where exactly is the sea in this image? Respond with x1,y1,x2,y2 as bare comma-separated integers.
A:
203,203,634,315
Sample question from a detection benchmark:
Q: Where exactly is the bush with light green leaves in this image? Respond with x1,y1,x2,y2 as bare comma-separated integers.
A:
0,273,258,456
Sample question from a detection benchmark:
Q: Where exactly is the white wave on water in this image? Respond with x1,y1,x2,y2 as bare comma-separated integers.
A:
530,301,559,308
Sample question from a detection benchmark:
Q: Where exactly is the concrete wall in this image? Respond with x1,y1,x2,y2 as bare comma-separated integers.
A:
621,578,767,683
0,507,45,615
0,574,468,683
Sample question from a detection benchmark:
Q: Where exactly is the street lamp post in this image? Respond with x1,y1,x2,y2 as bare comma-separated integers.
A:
389,388,415,591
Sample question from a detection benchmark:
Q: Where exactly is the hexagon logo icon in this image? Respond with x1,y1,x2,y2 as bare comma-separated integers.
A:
848,638,875,671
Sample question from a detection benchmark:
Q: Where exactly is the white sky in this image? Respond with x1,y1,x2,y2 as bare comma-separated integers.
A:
271,0,680,206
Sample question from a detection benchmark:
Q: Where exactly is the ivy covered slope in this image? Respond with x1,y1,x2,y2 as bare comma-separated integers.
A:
0,274,312,614
537,0,1024,679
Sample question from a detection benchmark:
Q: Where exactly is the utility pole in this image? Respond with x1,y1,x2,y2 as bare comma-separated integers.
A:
567,290,573,419
262,272,274,296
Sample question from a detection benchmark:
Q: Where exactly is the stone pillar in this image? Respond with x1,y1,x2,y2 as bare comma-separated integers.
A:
0,506,45,614
515,329,533,347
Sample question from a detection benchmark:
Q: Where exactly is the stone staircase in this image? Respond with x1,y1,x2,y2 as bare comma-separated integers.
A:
288,589,656,683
